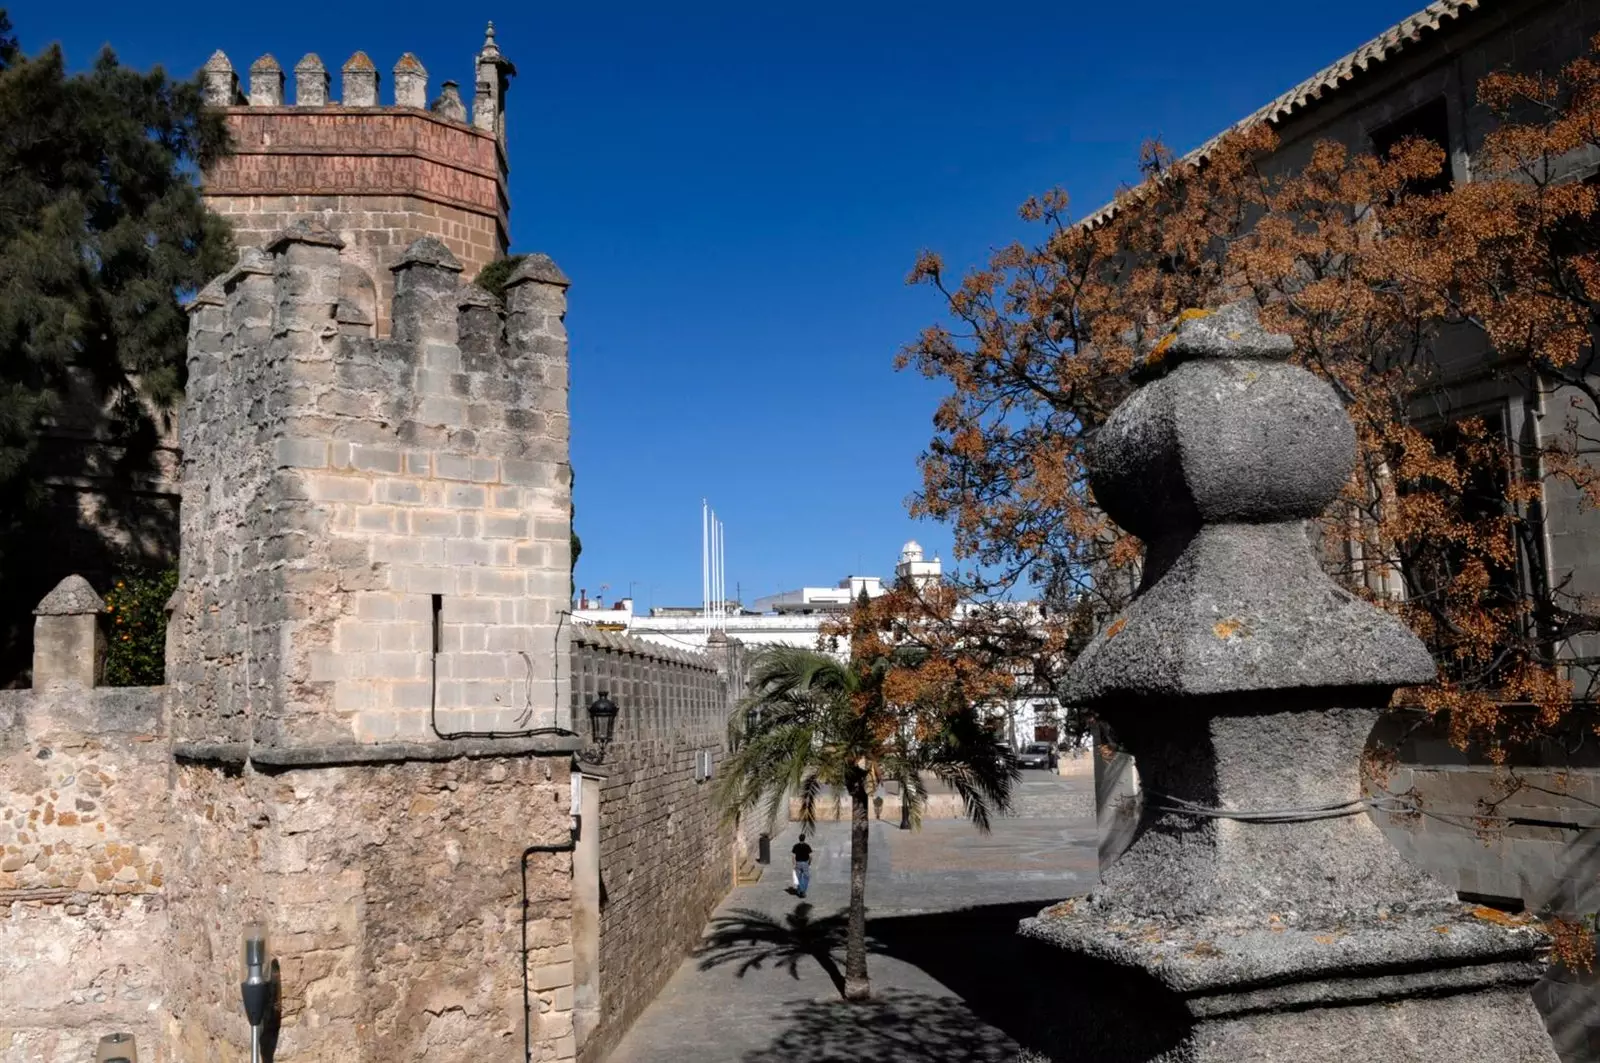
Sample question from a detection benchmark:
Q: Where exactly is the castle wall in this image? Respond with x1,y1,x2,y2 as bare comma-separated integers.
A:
157,219,583,1061
167,227,571,751
200,44,511,337
164,753,575,1062
569,629,750,1063
0,685,169,1063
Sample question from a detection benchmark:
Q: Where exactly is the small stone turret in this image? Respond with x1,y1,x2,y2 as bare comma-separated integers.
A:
392,52,427,108
473,21,516,139
1028,303,1558,1062
341,50,379,105
246,54,283,105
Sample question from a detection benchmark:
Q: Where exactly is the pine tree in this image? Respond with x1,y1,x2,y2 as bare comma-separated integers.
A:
0,11,233,676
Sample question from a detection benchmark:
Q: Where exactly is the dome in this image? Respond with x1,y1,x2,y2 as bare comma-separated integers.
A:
900,540,924,563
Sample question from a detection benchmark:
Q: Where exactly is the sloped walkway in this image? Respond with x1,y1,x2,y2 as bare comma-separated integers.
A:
602,771,1098,1063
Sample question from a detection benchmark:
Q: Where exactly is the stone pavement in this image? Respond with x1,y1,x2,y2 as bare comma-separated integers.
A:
602,770,1097,1063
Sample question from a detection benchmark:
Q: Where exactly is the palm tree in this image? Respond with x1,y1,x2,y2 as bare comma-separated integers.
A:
715,644,1018,1001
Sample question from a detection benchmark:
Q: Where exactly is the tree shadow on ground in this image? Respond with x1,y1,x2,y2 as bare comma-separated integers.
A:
696,903,847,994
696,901,1191,1062
737,987,1022,1063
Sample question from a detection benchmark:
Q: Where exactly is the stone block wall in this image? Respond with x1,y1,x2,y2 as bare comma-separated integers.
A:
570,628,747,1063
167,226,572,751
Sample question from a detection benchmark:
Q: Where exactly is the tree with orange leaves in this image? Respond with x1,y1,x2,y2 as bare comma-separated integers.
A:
901,36,1600,753
714,582,1018,1001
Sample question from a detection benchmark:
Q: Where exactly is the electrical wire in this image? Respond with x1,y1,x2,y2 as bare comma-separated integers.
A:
1142,790,1600,831
431,609,579,741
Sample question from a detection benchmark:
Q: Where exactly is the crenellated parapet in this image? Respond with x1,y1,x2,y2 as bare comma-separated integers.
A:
202,34,503,116
170,223,573,754
200,25,513,335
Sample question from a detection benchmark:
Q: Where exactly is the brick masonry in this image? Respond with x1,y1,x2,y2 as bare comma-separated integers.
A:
569,628,755,1063
201,37,512,336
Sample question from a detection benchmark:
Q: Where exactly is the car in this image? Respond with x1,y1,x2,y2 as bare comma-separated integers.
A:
1017,742,1056,770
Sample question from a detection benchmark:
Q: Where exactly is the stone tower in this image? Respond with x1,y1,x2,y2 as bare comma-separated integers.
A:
200,25,514,334
162,225,580,1057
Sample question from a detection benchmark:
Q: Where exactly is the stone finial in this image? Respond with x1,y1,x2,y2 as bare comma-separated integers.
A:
32,575,106,689
473,20,517,137
201,50,240,107
342,51,379,107
393,53,428,108
247,54,285,106
1027,301,1558,1063
35,575,105,617
1069,302,1433,702
392,236,463,274
504,253,571,290
294,53,330,106
432,80,467,123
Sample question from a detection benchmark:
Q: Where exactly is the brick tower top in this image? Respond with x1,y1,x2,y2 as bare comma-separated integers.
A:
200,25,515,334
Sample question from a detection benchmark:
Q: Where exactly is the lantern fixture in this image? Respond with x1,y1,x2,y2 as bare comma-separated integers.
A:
586,690,620,759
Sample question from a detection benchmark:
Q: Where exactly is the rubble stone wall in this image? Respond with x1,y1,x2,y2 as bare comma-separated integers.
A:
0,686,168,1062
165,752,575,1062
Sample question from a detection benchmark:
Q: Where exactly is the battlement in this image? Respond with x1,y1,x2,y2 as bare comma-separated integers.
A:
201,31,510,131
201,24,516,334
169,221,573,751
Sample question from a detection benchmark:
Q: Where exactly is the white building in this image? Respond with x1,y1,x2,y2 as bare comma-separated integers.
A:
750,575,885,615
574,541,1062,748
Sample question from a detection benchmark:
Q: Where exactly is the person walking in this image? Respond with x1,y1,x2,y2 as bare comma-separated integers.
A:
791,833,813,898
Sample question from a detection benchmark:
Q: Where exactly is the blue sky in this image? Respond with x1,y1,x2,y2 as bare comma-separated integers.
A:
12,0,1425,610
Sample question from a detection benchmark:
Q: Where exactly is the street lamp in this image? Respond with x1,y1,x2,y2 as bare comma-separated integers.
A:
241,922,275,1063
586,690,619,761
95,1034,137,1063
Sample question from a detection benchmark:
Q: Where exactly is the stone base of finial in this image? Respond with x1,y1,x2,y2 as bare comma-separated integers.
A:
1017,901,1557,1062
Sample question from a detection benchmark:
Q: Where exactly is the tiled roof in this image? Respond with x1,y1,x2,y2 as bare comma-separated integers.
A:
572,625,718,669
1081,0,1486,227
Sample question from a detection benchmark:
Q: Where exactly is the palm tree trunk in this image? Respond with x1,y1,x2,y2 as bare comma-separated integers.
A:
843,779,871,1001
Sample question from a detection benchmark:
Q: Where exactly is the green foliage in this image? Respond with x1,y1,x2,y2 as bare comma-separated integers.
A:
102,565,177,686
474,254,528,303
0,11,232,674
716,643,1017,999
717,645,1017,834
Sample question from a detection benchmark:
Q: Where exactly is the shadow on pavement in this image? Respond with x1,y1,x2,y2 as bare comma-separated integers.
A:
737,988,1020,1063
696,904,847,995
696,900,1191,1063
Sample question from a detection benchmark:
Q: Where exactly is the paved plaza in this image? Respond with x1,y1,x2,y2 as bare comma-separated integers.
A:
603,768,1098,1063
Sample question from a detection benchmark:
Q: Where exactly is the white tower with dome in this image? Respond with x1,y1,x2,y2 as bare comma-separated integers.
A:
895,539,943,588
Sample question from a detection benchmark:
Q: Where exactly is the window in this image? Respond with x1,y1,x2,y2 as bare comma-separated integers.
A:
1371,97,1453,197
